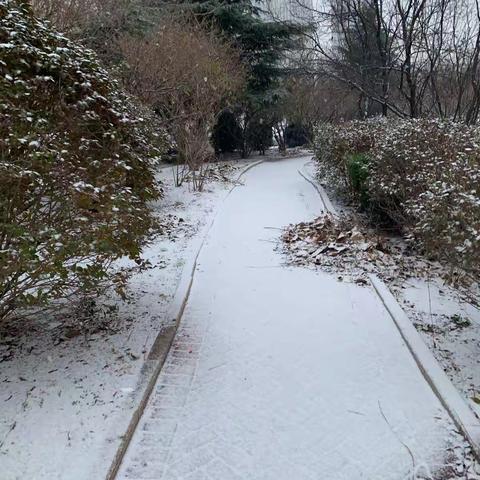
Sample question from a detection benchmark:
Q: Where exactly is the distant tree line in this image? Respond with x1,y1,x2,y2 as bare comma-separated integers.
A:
290,0,480,123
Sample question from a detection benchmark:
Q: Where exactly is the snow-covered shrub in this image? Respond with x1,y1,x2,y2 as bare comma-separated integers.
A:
371,119,480,275
346,153,370,208
314,119,480,276
31,0,156,65
0,0,160,320
314,119,385,198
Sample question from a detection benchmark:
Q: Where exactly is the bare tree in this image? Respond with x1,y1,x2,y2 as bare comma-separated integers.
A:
288,0,480,123
120,19,245,190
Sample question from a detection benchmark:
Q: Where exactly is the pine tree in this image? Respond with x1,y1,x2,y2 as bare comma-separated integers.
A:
187,0,304,155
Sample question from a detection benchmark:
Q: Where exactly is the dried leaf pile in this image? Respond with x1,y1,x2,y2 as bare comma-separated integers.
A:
281,214,442,285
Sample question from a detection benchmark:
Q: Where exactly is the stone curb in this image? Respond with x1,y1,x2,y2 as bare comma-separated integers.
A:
297,159,338,215
369,274,480,460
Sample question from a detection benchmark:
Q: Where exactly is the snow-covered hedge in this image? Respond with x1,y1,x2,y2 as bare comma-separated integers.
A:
0,0,161,320
314,118,480,276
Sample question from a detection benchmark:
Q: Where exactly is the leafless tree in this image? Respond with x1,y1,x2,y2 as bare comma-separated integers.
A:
120,18,245,190
285,0,480,122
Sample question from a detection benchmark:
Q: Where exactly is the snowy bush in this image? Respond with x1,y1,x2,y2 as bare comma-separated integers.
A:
314,119,480,276
31,0,157,65
314,119,385,196
0,0,160,320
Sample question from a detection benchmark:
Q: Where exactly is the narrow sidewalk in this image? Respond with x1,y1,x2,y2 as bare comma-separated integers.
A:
117,156,469,480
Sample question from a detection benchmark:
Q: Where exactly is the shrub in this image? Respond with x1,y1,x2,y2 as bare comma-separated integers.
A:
212,110,242,154
346,153,370,208
314,119,384,199
31,0,158,64
120,19,245,190
246,117,273,155
285,123,309,148
0,0,160,320
371,120,480,275
314,118,480,277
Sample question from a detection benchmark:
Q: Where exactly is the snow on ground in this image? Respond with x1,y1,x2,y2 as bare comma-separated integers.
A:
294,158,480,412
0,160,248,480
282,215,480,426
281,157,480,477
2,154,479,480
118,156,477,480
393,279,480,418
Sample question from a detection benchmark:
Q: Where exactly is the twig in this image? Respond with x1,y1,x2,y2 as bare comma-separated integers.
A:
246,265,286,269
143,334,150,360
426,268,436,349
0,421,16,451
258,239,279,244
378,400,416,479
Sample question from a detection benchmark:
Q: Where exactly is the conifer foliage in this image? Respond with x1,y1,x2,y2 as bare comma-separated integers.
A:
195,0,303,156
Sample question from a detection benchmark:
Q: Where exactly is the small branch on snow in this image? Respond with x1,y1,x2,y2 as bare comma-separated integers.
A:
0,421,16,451
378,400,416,478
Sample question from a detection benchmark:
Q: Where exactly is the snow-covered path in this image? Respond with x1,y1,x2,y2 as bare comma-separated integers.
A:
117,157,464,480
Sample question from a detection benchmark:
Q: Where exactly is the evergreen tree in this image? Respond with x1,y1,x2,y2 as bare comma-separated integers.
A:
187,0,304,156
212,110,242,154
187,0,298,93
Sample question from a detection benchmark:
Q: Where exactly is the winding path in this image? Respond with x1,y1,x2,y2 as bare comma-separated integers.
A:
117,156,465,480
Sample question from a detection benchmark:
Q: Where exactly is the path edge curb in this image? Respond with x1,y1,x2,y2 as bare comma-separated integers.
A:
369,274,480,460
294,157,480,461
297,160,338,215
104,159,264,480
